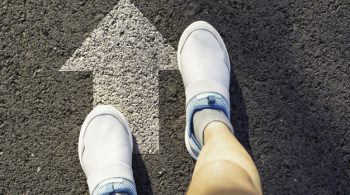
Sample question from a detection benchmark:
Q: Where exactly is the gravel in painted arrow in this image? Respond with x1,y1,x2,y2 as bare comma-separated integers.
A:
60,0,177,154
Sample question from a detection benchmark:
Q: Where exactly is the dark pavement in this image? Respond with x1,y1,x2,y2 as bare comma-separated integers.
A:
1,0,349,194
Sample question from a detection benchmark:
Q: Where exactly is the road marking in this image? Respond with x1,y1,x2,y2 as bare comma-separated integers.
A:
60,0,177,154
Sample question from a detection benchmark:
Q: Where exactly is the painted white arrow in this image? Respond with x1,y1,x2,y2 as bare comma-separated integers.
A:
60,0,177,154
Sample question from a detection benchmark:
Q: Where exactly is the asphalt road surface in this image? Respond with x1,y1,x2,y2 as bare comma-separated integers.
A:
1,0,349,194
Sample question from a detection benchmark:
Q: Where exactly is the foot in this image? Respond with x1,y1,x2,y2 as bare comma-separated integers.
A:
78,105,137,195
178,21,233,159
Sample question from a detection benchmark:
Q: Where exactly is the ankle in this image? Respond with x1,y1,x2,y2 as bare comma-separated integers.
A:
193,109,233,147
204,121,233,143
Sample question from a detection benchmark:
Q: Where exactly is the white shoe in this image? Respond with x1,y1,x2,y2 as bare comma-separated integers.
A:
78,105,137,194
178,21,232,160
178,21,231,104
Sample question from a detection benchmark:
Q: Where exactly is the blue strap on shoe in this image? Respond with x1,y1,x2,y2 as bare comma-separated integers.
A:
185,92,231,159
92,178,137,195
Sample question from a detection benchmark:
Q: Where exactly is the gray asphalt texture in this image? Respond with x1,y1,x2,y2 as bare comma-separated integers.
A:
1,0,349,194
60,0,178,154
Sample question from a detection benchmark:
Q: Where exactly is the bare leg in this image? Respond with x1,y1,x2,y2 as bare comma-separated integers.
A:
187,122,263,195
177,21,262,195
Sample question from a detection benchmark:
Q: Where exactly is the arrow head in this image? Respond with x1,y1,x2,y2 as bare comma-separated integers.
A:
60,0,177,154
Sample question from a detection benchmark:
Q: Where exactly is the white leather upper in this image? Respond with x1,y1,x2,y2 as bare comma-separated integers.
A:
78,105,134,193
178,22,231,103
82,115,132,177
